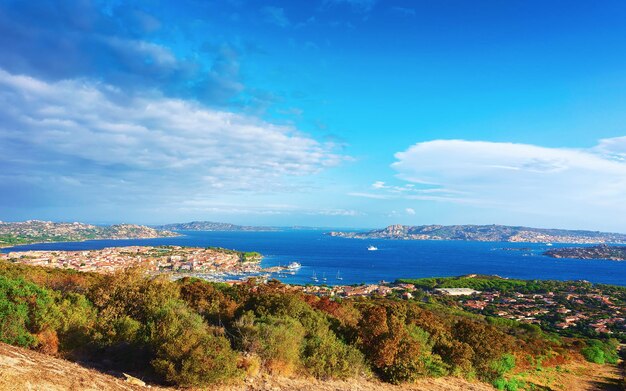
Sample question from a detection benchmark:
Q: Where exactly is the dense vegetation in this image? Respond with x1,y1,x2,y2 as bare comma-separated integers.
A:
0,261,616,388
398,275,626,295
205,247,262,262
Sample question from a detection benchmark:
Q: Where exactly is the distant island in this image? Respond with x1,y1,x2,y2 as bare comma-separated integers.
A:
155,220,279,231
544,244,626,261
327,224,626,244
0,220,178,248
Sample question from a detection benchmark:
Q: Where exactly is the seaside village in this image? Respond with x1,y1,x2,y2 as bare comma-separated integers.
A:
1,246,624,337
0,246,261,276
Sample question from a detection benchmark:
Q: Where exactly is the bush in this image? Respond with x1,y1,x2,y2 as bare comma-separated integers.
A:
582,339,619,365
493,377,522,391
491,354,516,378
149,301,242,386
0,276,56,347
178,278,237,325
302,327,367,379
255,316,305,375
53,292,97,350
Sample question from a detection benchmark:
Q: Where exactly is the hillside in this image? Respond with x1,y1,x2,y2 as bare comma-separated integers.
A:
2,342,622,391
155,221,278,232
327,224,626,244
0,342,158,391
0,220,178,248
0,342,497,391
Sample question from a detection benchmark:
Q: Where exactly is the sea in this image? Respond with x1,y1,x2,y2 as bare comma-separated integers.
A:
3,230,626,286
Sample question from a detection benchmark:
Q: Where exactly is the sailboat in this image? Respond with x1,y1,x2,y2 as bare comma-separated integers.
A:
311,271,318,282
336,270,343,281
322,272,327,282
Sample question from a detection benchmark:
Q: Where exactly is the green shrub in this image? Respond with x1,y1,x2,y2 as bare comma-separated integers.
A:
53,292,97,350
582,339,619,365
302,327,367,379
256,316,305,375
493,377,522,391
0,275,56,347
149,301,241,386
491,354,516,378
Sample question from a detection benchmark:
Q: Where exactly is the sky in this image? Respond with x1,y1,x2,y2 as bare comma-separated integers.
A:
1,0,626,231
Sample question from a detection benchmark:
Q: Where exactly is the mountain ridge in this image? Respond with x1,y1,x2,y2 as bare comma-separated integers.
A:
327,224,626,244
155,220,279,231
0,220,178,247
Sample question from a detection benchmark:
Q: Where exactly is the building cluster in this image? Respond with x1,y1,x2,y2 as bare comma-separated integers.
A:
296,282,402,298
453,288,625,336
288,281,625,338
1,246,260,274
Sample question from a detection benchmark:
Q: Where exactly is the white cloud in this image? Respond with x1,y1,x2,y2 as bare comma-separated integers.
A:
595,136,626,161
0,68,344,206
391,139,626,218
172,199,360,217
405,208,415,215
372,181,386,189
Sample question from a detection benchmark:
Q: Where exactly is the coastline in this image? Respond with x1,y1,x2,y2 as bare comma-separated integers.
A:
0,232,184,251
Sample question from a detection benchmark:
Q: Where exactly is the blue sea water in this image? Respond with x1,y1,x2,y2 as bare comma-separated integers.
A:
3,230,626,286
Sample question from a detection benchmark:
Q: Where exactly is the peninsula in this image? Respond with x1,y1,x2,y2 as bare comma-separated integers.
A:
155,220,278,232
544,244,626,261
327,224,626,244
0,220,178,248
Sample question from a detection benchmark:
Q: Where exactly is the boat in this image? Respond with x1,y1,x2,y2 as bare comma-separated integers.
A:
287,261,301,270
546,243,553,246
368,245,378,251
336,271,343,280
322,272,327,282
311,271,318,282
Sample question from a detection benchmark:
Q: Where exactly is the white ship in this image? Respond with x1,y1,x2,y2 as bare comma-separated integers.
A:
287,261,302,270
367,245,378,251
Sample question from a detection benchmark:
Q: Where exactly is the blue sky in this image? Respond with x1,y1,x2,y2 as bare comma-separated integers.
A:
1,0,626,230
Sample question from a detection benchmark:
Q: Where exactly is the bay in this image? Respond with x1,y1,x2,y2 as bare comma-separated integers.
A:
3,230,626,286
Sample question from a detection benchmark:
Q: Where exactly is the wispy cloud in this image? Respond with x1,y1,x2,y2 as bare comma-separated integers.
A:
0,1,248,107
174,200,360,217
0,69,345,209
390,139,626,217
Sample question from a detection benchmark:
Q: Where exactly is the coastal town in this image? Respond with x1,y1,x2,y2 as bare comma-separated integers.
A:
0,246,262,275
453,287,626,337
297,280,626,341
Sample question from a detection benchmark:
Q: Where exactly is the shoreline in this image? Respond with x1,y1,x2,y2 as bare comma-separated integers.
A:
0,233,184,251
